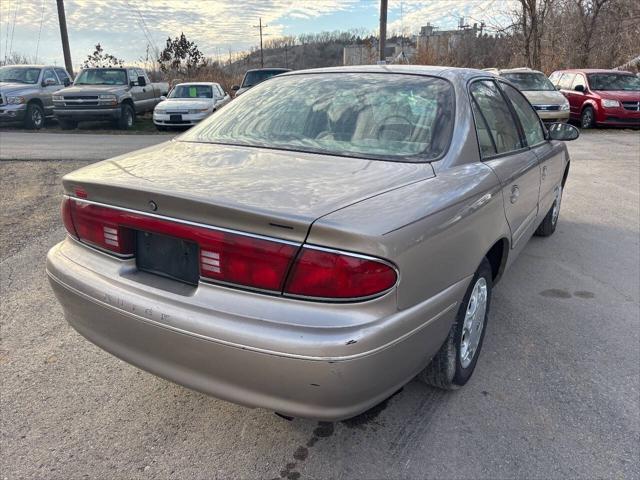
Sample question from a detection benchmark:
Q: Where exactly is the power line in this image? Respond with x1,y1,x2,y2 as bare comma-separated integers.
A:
7,0,20,62
35,0,46,62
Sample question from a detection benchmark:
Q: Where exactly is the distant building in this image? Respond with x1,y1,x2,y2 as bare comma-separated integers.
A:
343,44,377,66
343,39,416,66
417,20,481,57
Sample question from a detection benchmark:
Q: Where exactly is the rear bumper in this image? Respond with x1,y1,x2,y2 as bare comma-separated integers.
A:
46,238,466,420
54,107,121,121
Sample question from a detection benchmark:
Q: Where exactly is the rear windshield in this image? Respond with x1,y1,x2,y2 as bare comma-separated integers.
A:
75,69,127,85
169,85,213,99
503,72,555,91
181,73,454,161
241,70,288,88
587,73,640,91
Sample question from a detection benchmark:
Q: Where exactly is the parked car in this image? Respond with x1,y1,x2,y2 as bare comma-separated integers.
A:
0,65,72,129
53,67,169,130
47,66,579,421
549,69,640,128
153,82,230,130
484,67,570,123
231,68,290,97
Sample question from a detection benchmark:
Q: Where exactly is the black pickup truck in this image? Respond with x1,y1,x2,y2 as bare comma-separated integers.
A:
53,67,168,130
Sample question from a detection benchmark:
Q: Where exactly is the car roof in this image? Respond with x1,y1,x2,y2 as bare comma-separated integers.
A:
1,64,62,69
245,68,290,73
553,68,634,74
279,64,491,81
174,82,220,87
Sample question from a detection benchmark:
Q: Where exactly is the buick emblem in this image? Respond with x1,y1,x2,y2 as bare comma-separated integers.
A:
148,200,158,211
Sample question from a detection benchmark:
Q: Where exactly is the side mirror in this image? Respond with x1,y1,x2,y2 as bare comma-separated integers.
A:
129,80,136,87
63,79,71,87
42,78,56,86
574,84,585,92
159,96,166,101
554,84,561,90
231,85,239,91
548,122,579,141
137,76,147,87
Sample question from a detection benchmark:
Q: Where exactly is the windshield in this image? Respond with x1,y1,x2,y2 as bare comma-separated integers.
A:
169,85,213,99
587,73,640,91
503,72,555,91
75,69,127,85
181,73,454,161
241,70,287,88
0,67,41,84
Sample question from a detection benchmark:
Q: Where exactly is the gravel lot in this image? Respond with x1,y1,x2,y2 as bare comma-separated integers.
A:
1,130,639,479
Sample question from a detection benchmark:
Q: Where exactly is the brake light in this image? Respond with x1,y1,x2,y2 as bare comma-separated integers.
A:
61,197,296,291
60,197,398,299
284,247,397,299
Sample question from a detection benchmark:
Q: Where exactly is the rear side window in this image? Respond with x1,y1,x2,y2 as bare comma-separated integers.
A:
470,80,522,157
501,83,545,146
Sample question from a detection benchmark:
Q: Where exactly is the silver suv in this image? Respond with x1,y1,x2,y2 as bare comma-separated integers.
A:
0,65,72,129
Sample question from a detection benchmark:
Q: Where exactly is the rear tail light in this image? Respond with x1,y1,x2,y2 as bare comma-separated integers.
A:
61,197,397,300
284,247,397,299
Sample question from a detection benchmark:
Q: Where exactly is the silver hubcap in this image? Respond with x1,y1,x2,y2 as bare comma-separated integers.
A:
32,109,43,126
126,112,133,127
460,277,487,368
582,111,592,127
552,186,562,225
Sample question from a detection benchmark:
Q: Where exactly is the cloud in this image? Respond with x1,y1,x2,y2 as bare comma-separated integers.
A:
0,0,357,65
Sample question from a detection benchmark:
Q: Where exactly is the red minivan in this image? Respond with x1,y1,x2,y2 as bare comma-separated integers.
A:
548,69,640,128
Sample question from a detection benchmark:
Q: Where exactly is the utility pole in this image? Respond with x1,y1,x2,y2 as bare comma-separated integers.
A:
56,0,73,77
253,18,268,68
378,0,388,63
284,44,288,68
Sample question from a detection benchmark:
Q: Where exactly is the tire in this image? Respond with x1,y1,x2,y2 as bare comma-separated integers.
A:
417,258,492,390
117,103,135,130
24,103,45,130
535,185,562,237
580,106,595,129
59,119,77,130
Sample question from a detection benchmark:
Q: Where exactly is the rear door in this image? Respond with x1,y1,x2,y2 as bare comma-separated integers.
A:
470,79,541,250
501,82,564,218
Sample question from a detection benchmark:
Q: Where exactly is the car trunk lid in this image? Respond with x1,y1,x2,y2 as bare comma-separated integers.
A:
62,140,435,242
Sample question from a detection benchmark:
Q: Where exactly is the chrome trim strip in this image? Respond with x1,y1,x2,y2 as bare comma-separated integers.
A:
66,195,302,246
48,269,454,362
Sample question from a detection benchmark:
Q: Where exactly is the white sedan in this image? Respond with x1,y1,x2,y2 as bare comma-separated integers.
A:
153,82,230,130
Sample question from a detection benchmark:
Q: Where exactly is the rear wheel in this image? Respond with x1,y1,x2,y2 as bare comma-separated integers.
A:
24,103,44,130
580,106,595,129
117,104,135,130
535,185,562,237
417,258,492,389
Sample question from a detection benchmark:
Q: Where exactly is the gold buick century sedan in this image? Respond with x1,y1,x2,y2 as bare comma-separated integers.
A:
47,66,579,420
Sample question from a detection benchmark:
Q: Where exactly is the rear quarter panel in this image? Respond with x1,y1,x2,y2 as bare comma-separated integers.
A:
307,162,508,310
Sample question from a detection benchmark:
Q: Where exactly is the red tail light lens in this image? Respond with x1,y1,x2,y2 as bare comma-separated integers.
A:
61,197,297,291
284,247,397,299
61,197,397,299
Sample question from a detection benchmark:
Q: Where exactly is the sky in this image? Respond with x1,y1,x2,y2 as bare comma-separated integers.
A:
0,0,516,68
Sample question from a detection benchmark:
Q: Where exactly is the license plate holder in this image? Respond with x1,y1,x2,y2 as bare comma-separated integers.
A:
170,114,182,122
136,231,199,285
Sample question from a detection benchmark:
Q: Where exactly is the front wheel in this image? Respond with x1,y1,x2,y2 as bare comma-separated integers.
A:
117,104,135,130
581,106,595,129
24,103,45,130
417,258,492,389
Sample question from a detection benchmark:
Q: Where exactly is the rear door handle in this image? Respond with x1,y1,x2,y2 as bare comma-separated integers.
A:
510,185,520,204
